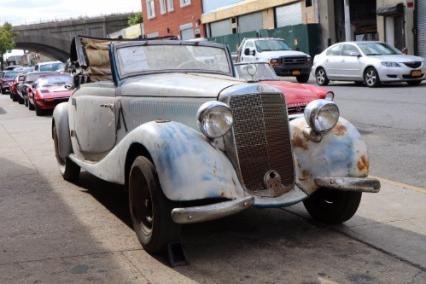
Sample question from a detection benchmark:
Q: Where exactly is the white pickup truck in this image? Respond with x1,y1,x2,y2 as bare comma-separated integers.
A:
237,38,312,83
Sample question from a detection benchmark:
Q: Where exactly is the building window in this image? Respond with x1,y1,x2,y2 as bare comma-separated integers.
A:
160,0,167,14
180,0,191,8
306,0,312,7
146,0,155,19
167,0,174,12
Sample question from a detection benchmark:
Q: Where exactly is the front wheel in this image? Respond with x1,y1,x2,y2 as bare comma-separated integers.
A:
364,67,380,87
53,124,80,182
129,156,181,254
315,68,330,86
303,188,362,224
35,103,44,116
296,74,310,83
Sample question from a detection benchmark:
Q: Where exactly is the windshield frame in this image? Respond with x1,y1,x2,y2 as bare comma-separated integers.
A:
112,40,235,83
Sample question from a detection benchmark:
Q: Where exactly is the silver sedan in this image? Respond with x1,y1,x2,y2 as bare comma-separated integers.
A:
313,41,426,87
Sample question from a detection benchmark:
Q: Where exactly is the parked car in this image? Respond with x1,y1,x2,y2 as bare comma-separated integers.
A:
34,61,65,72
234,62,334,115
9,74,25,101
313,41,426,87
53,36,380,255
28,73,73,115
0,71,19,94
237,38,312,83
17,72,55,105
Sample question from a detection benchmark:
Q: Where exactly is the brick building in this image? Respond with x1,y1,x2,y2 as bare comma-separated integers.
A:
141,0,205,39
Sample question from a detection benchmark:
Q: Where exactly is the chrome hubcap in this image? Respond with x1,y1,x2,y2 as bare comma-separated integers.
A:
366,70,377,86
317,70,325,84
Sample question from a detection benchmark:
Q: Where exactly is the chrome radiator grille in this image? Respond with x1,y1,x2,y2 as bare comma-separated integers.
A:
229,93,295,194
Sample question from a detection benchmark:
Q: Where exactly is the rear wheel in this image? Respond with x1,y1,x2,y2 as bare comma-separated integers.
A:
315,68,329,86
24,97,29,107
296,74,310,83
53,124,80,182
364,67,380,87
407,80,422,86
35,102,44,116
28,100,35,111
303,188,362,224
129,156,181,254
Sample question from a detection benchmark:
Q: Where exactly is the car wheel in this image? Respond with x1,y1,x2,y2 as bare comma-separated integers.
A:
0,88,4,95
315,68,329,86
364,67,380,87
303,188,362,224
129,156,181,254
296,74,310,83
24,97,29,107
34,103,44,116
18,97,24,104
407,80,422,86
28,100,35,111
53,124,80,182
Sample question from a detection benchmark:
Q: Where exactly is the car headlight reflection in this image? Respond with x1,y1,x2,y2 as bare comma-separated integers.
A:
197,101,233,139
304,100,340,134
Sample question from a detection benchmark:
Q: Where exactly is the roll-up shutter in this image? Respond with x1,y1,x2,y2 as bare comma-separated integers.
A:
417,0,426,57
210,19,233,37
238,12,263,33
275,2,303,28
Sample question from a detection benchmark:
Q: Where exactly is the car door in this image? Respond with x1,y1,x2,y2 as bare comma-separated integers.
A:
70,82,117,160
324,44,343,78
340,44,363,79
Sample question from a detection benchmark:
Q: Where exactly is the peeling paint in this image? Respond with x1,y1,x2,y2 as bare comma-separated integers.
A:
357,155,370,172
333,122,347,136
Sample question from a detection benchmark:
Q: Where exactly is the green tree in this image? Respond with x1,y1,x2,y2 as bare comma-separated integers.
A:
128,13,143,26
0,23,15,70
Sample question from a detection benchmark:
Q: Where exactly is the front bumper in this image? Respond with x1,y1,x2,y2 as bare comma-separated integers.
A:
274,63,312,76
377,65,426,82
171,196,254,224
314,177,381,193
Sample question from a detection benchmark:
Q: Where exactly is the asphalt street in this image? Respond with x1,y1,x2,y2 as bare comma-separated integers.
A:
0,81,425,283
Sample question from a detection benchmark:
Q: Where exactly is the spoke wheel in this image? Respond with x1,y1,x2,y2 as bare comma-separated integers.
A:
364,67,380,87
129,156,180,254
315,68,329,86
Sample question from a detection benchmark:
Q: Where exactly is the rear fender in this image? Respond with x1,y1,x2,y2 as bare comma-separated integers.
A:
290,117,370,194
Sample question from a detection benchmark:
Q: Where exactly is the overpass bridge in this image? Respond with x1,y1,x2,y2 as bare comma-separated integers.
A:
13,13,132,62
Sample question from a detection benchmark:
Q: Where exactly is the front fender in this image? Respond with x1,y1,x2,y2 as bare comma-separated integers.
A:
70,121,246,202
52,102,72,159
290,117,370,194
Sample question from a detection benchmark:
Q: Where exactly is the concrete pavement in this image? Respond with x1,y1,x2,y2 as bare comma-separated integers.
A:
0,94,425,283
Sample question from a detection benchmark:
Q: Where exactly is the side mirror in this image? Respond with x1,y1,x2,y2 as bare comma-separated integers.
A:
244,48,251,56
32,84,37,88
349,51,361,57
252,50,256,56
64,84,73,90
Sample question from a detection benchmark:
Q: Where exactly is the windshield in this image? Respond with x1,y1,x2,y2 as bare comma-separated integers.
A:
37,75,73,88
116,44,231,77
39,63,64,72
235,63,278,81
3,72,19,79
357,42,401,56
255,40,290,52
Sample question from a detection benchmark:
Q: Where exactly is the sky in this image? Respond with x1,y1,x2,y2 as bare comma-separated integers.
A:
0,0,141,25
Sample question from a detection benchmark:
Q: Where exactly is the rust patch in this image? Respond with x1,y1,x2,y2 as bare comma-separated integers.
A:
299,169,311,181
292,133,309,150
333,123,347,136
357,155,370,172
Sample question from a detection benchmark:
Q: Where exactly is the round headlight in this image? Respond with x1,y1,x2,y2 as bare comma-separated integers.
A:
197,101,233,139
325,91,335,101
304,100,340,134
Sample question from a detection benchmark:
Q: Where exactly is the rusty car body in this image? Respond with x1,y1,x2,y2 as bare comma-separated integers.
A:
52,36,380,254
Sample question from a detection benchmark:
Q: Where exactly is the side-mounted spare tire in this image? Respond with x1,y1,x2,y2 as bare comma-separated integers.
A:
52,123,80,182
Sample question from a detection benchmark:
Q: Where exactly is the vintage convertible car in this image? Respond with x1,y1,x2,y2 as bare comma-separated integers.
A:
52,36,380,254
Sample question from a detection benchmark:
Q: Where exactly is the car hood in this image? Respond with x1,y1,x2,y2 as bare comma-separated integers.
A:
258,50,309,59
121,73,242,98
369,54,424,63
262,80,327,106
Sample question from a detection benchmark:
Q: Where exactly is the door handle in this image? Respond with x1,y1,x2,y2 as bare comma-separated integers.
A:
100,103,114,111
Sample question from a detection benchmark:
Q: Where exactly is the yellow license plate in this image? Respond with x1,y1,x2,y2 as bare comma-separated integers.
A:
411,70,422,77
292,70,301,76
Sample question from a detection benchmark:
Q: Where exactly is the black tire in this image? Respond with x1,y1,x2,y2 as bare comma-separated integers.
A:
303,188,362,224
11,93,18,101
53,124,80,182
315,67,329,86
24,97,29,107
407,80,422,86
28,100,35,111
364,67,380,87
35,103,44,116
129,156,180,254
296,74,310,83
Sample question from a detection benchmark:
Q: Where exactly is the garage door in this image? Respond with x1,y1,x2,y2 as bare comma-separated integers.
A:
238,12,263,33
210,19,233,37
181,28,194,40
417,0,426,57
275,2,303,28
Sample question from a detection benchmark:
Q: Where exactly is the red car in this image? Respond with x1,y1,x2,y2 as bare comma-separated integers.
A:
234,62,334,115
27,74,73,116
0,71,19,95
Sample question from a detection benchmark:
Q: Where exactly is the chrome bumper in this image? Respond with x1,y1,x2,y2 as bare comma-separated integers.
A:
171,196,254,224
314,177,381,193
